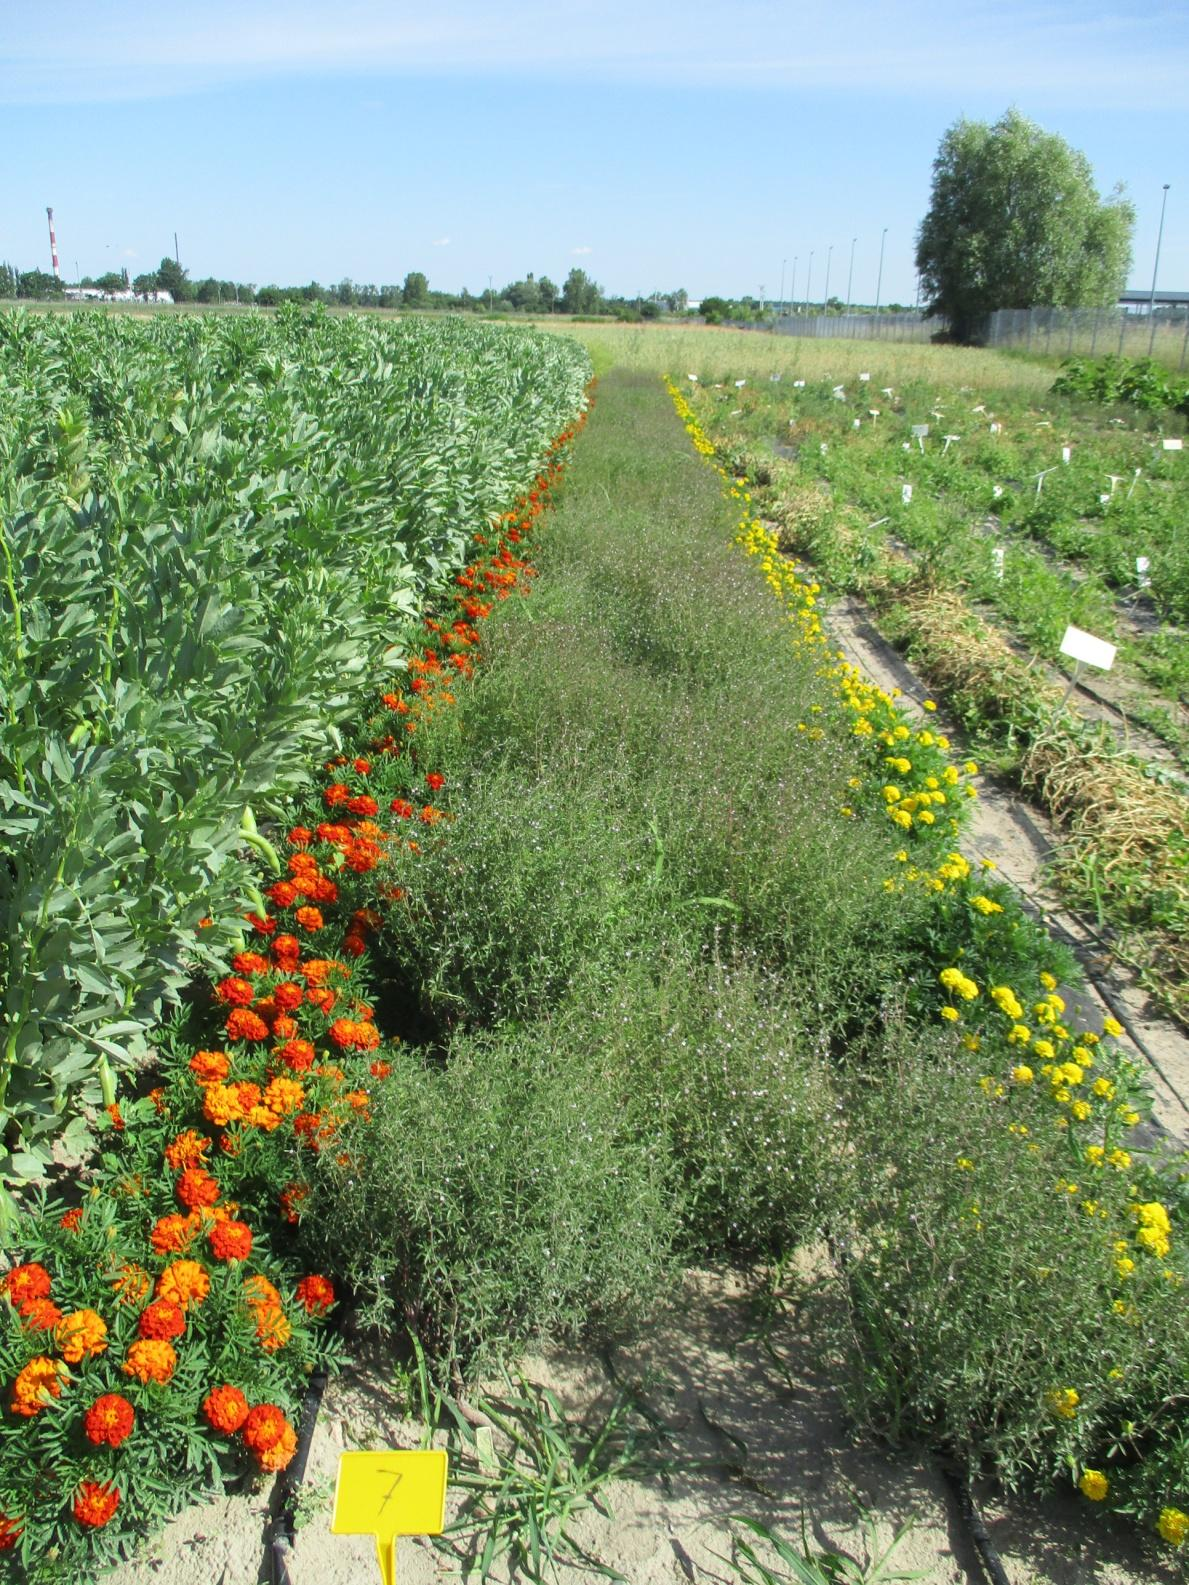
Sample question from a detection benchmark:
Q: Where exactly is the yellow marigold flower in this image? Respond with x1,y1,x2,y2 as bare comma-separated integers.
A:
1116,1257,1136,1279
1108,1148,1131,1171
1158,1508,1188,1547
918,730,934,746
940,1005,960,1022
918,809,936,825
955,1156,974,1171
1047,1387,1079,1419
1103,1017,1123,1038
1092,1078,1115,1100
1011,1065,1034,1085
923,700,937,712
1058,1062,1085,1086
1033,1039,1055,1061
882,785,901,802
1008,1024,1031,1046
943,765,959,786
991,985,1023,1019
1079,1470,1109,1502
971,895,1003,915
1119,1107,1140,1127
962,1035,981,1052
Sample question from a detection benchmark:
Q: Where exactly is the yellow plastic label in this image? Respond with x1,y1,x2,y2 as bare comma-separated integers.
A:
330,1449,449,1585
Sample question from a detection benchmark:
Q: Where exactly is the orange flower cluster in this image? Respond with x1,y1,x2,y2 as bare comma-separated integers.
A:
242,1402,298,1472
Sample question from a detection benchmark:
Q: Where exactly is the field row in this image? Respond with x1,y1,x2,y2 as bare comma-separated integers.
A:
0,308,591,1187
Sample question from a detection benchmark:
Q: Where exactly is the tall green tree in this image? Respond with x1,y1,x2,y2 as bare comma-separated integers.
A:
401,270,429,308
561,268,602,315
156,255,193,301
916,109,1134,343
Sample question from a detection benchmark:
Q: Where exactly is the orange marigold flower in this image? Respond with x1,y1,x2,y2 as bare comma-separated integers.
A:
209,1220,253,1262
164,1129,212,1172
267,880,299,909
301,958,338,985
381,692,402,711
347,795,378,818
370,1060,392,1079
246,1103,282,1132
202,1384,250,1434
105,1102,126,1132
149,1086,169,1114
84,1392,135,1448
190,1049,231,1086
272,980,304,1012
328,1018,359,1050
242,1402,291,1455
426,772,445,791
342,932,367,958
288,826,313,847
263,1076,305,1116
110,1262,151,1306
0,1512,21,1551
288,851,320,877
137,1299,186,1342
345,842,381,874
151,1212,202,1256
346,1090,371,1115
311,875,339,903
254,1303,292,1352
122,1339,177,1385
10,1356,68,1416
277,1038,315,1072
271,934,302,968
294,906,324,933
3,1263,51,1309
232,950,270,976
215,976,255,1007
231,1080,261,1111
305,986,336,1014
243,1274,281,1309
278,1185,308,1224
155,1260,210,1311
73,1480,119,1529
59,1206,84,1233
295,1275,336,1315
55,1308,108,1363
352,758,371,775
19,1297,63,1331
202,1083,243,1128
246,911,277,936
226,1008,269,1042
271,1013,299,1041
176,1167,220,1212
257,1420,298,1472
323,783,350,808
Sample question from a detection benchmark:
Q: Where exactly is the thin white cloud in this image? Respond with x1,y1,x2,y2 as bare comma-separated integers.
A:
2,1,1186,110
431,236,450,246
571,246,593,256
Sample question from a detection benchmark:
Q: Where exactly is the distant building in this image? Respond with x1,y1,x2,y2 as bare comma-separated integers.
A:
1118,288,1189,314
64,286,174,304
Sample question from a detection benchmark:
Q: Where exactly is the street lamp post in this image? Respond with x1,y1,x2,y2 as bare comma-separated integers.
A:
805,252,814,316
823,244,833,314
1148,184,1171,357
790,257,797,313
845,236,857,313
779,258,786,319
874,227,888,315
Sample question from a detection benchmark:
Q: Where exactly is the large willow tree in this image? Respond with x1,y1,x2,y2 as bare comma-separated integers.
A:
916,109,1134,343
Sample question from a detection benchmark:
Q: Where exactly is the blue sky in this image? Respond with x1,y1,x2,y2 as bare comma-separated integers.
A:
2,1,1186,304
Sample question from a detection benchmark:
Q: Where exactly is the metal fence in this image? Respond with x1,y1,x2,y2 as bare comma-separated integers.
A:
769,311,943,343
987,305,1189,368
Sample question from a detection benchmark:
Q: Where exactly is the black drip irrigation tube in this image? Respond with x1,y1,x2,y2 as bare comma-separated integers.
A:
266,1306,351,1585
939,1463,1013,1585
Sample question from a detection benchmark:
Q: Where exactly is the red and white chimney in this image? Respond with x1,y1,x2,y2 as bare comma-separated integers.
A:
46,207,61,280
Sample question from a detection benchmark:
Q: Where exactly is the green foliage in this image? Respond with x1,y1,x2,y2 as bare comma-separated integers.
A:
407,1337,662,1583
835,1026,1188,1507
916,109,1134,343
1053,355,1189,417
725,1512,925,1585
0,308,591,1181
297,1025,679,1364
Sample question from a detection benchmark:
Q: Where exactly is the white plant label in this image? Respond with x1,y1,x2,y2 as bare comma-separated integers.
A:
942,435,961,454
734,379,747,388
881,387,894,397
1059,626,1116,671
1062,446,1072,464
853,418,861,429
911,424,929,438
1099,493,1111,504
794,379,806,387
820,443,828,455
990,422,1002,435
992,546,1005,579
992,485,1004,499
687,374,698,382
902,442,911,451
901,484,913,504
1137,556,1151,589
859,372,871,381
1164,438,1183,451
833,385,846,400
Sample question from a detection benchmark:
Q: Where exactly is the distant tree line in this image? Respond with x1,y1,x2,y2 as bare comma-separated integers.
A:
0,257,691,320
